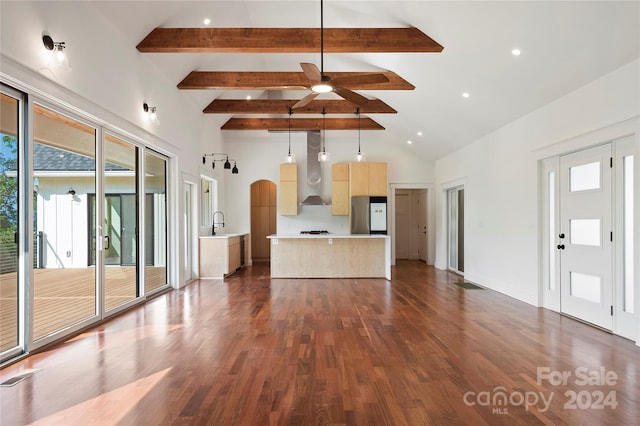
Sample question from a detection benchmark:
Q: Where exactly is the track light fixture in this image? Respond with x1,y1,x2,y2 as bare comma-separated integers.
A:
42,34,71,71
143,102,158,123
203,153,239,174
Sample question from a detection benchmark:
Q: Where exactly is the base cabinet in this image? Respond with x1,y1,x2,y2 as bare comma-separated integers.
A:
199,234,248,278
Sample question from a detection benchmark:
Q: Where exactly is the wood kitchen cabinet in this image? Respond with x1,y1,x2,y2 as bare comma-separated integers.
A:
349,162,388,196
227,236,241,273
331,163,349,215
279,163,298,216
199,234,248,279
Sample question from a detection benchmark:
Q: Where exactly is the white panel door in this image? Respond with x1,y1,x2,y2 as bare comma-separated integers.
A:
559,144,612,330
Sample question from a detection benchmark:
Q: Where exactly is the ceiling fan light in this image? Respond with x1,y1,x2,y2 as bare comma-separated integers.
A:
311,83,332,93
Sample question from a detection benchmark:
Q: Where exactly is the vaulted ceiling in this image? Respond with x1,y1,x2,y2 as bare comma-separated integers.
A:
136,26,442,131
93,1,639,162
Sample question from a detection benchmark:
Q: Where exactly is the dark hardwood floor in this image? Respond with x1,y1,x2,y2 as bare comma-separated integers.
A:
1,261,638,425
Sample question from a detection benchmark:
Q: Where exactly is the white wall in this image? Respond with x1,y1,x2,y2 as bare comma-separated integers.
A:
222,130,435,236
435,59,640,307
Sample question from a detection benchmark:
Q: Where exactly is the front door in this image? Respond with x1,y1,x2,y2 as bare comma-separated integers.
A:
559,143,612,330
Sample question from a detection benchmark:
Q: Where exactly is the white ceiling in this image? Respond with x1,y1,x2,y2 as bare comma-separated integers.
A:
91,1,639,162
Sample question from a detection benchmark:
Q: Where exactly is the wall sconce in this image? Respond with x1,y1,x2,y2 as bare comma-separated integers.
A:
203,153,239,174
67,187,76,196
42,34,71,72
143,102,159,123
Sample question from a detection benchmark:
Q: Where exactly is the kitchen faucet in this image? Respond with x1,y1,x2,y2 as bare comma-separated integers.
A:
212,211,225,235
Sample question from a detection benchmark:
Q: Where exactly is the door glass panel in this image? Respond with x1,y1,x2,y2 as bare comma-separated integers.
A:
548,172,556,290
570,219,601,246
145,151,167,293
569,161,600,192
104,134,139,311
0,92,20,355
623,156,634,313
570,272,601,303
33,104,97,340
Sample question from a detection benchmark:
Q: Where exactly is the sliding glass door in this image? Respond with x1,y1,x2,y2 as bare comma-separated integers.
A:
144,150,167,293
32,104,98,341
0,83,172,363
0,87,22,360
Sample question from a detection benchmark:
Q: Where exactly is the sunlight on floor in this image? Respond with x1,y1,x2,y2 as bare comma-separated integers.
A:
29,368,172,425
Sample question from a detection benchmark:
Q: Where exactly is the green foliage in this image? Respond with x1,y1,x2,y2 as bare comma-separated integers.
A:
0,134,18,230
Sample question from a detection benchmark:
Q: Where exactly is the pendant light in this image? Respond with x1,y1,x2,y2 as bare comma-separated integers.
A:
355,107,366,162
318,107,330,162
286,108,296,163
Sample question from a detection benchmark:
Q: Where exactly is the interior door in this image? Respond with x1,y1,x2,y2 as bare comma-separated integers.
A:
559,143,612,330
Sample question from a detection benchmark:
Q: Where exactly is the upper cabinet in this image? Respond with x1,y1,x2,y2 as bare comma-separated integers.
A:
331,163,350,216
279,163,298,216
350,162,388,196
332,161,388,215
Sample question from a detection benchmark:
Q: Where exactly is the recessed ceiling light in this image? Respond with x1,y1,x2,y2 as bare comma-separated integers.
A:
511,48,521,56
462,92,470,98
407,140,413,145
246,95,252,100
417,131,423,136
203,18,211,25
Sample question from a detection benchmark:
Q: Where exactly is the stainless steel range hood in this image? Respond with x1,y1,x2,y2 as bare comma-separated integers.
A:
300,131,329,206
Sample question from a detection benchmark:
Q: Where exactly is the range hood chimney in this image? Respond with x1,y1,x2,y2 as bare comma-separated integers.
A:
300,131,329,206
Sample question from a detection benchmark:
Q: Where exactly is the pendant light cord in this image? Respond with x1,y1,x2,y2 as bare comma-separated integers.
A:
288,107,292,155
322,106,326,151
357,107,361,153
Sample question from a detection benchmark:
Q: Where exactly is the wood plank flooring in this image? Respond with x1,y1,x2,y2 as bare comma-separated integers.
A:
0,266,167,351
1,261,639,425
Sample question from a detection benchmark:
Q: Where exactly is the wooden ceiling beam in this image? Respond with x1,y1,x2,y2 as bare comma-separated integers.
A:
179,71,414,90
137,27,443,53
204,99,397,114
221,117,384,131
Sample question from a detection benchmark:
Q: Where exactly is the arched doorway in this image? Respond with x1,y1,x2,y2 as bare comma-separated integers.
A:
250,180,277,263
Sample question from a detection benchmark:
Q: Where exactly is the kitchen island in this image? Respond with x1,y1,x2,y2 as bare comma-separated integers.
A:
267,234,390,279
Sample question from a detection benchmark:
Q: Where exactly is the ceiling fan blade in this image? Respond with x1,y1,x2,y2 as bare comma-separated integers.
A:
300,63,322,82
330,73,389,87
334,87,370,106
292,92,320,109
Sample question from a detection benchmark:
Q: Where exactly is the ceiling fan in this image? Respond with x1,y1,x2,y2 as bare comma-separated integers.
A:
292,0,389,109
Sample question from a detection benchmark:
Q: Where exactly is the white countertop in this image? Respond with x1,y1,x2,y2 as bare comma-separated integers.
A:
199,233,248,239
267,234,388,239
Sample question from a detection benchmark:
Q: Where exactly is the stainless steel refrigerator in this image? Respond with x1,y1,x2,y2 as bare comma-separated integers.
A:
351,196,387,234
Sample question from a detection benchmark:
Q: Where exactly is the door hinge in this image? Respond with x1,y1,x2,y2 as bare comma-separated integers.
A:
610,157,613,168
611,305,613,316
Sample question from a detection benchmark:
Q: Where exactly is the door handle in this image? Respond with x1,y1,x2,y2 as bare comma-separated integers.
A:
557,244,565,250
104,235,110,250
559,233,565,239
